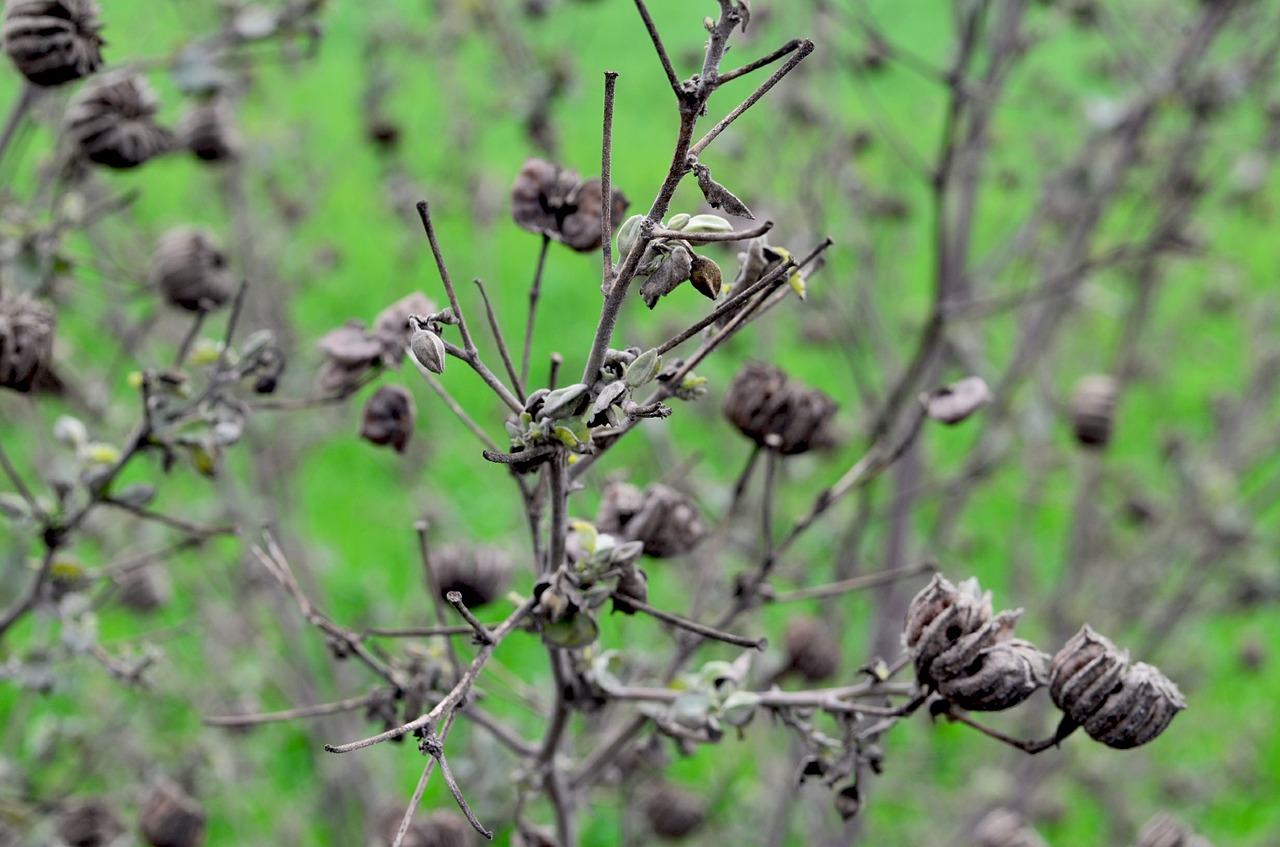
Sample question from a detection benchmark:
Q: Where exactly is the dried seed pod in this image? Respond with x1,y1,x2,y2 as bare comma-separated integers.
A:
359,384,416,453
723,361,838,456
316,320,382,393
921,376,993,424
373,292,435,364
902,574,992,683
596,481,707,559
688,254,723,300
55,798,125,847
973,807,1050,847
139,779,206,847
783,616,841,682
65,72,173,169
1048,625,1129,725
117,564,173,613
0,289,55,394
431,543,513,608
611,564,648,614
1070,374,1119,448
176,99,241,162
639,782,706,840
151,226,235,312
1050,626,1186,748
510,157,629,253
2,0,103,87
935,638,1049,712
1135,811,1213,847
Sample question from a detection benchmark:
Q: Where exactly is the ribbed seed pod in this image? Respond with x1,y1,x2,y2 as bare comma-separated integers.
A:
903,574,992,685
973,808,1050,847
935,637,1048,712
1135,811,1213,847
176,100,240,162
65,72,173,168
920,376,993,425
1050,626,1186,748
1070,374,1119,447
596,481,707,559
151,226,235,311
639,783,706,840
723,361,838,456
316,320,382,393
784,616,841,682
431,543,513,608
0,290,55,393
117,564,172,613
2,0,103,87
139,780,206,847
359,384,416,453
55,798,125,847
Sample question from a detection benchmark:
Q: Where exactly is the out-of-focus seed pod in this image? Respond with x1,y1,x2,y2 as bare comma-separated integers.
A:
373,292,435,364
596,481,707,559
65,72,173,169
139,779,206,847
118,564,172,613
409,327,446,375
511,157,629,253
723,361,838,456
0,290,55,394
151,226,235,312
973,807,1050,847
784,616,841,682
1135,811,1213,847
1050,626,1186,748
359,384,416,453
2,0,103,87
316,321,382,393
55,798,125,847
1070,374,1119,448
935,638,1048,712
921,376,993,425
612,564,648,614
177,99,240,162
431,543,513,609
639,782,706,840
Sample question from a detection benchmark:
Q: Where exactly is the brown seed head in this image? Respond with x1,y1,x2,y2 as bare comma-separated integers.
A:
639,783,706,840
151,226,235,312
431,543,513,609
511,157,629,253
177,99,241,162
784,616,841,682
65,72,173,169
139,779,206,847
55,798,125,847
596,481,707,559
359,384,416,453
1070,374,1119,448
0,290,55,394
723,361,838,456
2,0,103,87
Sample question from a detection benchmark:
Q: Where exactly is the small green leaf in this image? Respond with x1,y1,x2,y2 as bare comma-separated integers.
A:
542,609,599,649
624,349,661,390
719,691,761,728
665,213,691,231
540,383,590,419
571,520,599,554
672,691,712,729
683,214,733,234
616,214,644,259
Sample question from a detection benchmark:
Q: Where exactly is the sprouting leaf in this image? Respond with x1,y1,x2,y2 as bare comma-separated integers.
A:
719,691,761,728
571,520,600,554
639,247,694,308
190,441,220,478
53,416,88,449
616,214,644,260
80,443,121,466
541,609,599,649
665,213,692,232
540,383,590,419
693,164,755,219
591,380,628,418
683,214,734,234
672,691,712,729
624,349,661,390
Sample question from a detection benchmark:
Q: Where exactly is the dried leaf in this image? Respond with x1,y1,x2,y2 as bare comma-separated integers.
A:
694,164,755,219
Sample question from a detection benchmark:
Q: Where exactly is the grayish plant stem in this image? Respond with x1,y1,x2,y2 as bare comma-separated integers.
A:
473,277,524,402
521,235,551,388
600,71,619,295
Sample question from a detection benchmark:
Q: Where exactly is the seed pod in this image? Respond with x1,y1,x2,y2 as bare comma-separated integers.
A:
688,254,723,300
0,290,55,394
139,779,206,847
639,782,706,840
359,384,416,453
151,226,235,312
902,574,992,684
176,99,241,162
65,72,173,169
1050,626,1186,748
409,327,446,375
596,481,707,558
1070,374,1119,448
973,808,1050,847
55,798,125,847
117,563,173,613
1135,812,1212,847
921,376,993,424
611,564,648,614
510,157,629,253
723,361,838,456
935,638,1049,712
2,0,103,87
783,616,841,682
1048,625,1129,725
316,320,382,393
373,292,435,364
431,543,512,609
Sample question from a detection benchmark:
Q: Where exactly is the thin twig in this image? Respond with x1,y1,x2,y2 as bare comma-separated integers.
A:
204,693,375,726
0,83,36,167
717,38,806,85
413,366,500,452
689,40,815,158
391,713,455,847
633,0,681,95
472,278,524,402
417,522,463,679
421,731,493,839
99,498,239,538
0,439,41,519
649,220,773,243
172,309,210,369
601,71,619,295
770,561,938,604
614,592,766,650
446,591,495,644
521,235,551,388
